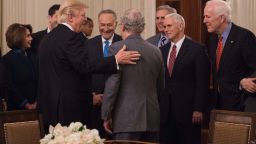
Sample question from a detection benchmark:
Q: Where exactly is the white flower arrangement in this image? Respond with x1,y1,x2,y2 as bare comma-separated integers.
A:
40,122,104,144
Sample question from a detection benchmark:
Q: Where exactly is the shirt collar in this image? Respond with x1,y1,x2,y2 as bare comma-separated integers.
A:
221,22,232,45
61,22,74,31
47,27,51,33
172,35,186,50
101,34,114,45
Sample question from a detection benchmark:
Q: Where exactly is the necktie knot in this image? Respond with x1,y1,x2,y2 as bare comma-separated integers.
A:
159,36,167,47
104,40,109,45
103,40,109,57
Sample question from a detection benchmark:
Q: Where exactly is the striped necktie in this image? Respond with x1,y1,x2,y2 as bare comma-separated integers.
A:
159,36,167,47
168,45,177,77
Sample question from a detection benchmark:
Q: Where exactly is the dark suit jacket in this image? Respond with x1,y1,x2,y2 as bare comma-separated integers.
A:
244,71,256,112
146,33,169,48
208,23,256,110
2,49,38,110
0,58,6,101
102,34,165,133
160,38,210,123
37,24,117,126
86,34,122,93
31,29,47,55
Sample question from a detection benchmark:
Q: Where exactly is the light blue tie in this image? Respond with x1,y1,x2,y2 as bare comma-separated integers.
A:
159,36,167,47
103,40,109,57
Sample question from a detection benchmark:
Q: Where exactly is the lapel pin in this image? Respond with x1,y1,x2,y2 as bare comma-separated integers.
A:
231,40,234,43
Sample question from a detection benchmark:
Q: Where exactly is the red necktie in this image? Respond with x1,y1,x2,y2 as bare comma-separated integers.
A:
168,45,177,77
216,36,223,71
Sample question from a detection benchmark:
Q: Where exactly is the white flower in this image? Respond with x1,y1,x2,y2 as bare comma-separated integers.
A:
68,122,83,132
40,122,104,144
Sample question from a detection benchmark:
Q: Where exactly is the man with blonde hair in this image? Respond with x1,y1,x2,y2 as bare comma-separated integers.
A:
37,0,140,130
204,0,256,111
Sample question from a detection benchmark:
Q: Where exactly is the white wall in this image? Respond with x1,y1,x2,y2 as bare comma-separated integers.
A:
228,0,256,34
1,0,256,55
1,0,155,55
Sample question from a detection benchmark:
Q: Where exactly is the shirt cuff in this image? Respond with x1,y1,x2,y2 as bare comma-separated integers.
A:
20,99,29,107
115,56,119,70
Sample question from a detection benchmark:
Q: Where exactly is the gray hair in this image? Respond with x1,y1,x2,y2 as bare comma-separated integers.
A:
58,0,87,23
157,5,177,14
165,13,185,29
98,9,117,20
206,0,232,22
120,8,145,34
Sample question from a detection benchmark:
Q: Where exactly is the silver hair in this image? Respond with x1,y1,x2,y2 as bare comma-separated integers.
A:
120,8,145,34
206,0,232,22
165,13,185,29
98,9,117,20
157,5,177,14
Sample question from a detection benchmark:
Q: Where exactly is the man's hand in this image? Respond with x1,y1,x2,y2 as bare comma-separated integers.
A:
32,101,37,109
240,78,256,93
192,111,203,124
115,45,141,64
24,103,35,110
103,119,113,134
92,92,103,106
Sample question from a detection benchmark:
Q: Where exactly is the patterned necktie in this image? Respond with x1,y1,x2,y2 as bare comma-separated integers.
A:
216,36,223,71
168,45,177,77
159,36,167,47
103,40,109,57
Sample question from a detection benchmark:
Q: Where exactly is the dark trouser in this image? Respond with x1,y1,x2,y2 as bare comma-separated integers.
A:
113,132,159,143
91,105,106,138
160,116,201,144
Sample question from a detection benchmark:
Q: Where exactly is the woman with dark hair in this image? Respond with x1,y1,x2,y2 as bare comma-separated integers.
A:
2,23,37,110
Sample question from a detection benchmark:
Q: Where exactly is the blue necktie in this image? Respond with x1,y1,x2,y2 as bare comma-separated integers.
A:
159,36,167,47
103,40,109,57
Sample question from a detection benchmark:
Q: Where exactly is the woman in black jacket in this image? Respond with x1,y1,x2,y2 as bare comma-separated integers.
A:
3,23,37,110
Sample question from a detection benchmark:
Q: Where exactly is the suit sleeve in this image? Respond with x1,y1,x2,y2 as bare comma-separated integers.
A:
156,49,165,99
3,58,28,108
101,45,121,120
60,33,117,74
193,46,210,111
241,31,256,76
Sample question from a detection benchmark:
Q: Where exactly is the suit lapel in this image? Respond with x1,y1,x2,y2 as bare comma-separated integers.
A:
161,42,172,66
96,36,104,57
218,24,236,73
113,34,122,43
174,38,189,68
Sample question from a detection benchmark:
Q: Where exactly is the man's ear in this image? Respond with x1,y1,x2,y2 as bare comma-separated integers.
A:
47,15,51,22
121,24,125,32
67,14,73,22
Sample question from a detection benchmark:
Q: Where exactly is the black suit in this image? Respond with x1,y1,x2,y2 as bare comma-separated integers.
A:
209,23,256,111
0,58,7,101
37,24,117,128
160,38,210,144
31,29,47,55
2,49,38,110
86,34,122,137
